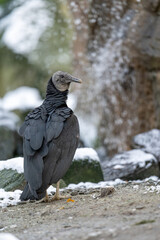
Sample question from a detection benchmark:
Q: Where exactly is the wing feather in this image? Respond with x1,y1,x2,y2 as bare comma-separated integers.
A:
19,104,75,200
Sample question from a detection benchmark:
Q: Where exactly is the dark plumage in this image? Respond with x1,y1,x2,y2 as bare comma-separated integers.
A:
19,71,82,201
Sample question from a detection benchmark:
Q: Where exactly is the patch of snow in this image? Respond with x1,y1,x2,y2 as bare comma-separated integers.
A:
0,157,23,173
133,129,160,158
0,148,99,174
67,179,125,190
0,233,20,240
1,87,42,111
113,165,124,169
107,149,157,169
1,176,160,207
144,185,160,194
0,0,52,54
74,148,100,162
47,185,56,195
0,109,19,130
0,189,21,208
133,185,139,190
132,176,159,184
144,176,159,182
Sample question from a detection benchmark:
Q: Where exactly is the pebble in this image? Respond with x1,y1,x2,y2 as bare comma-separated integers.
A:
100,186,115,197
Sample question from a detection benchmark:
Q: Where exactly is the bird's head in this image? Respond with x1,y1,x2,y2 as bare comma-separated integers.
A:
52,71,82,92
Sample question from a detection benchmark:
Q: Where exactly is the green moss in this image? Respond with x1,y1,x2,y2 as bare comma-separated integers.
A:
135,219,155,225
63,159,104,185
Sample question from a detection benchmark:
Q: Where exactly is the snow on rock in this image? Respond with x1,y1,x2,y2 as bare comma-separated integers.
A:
0,189,21,208
0,87,42,111
66,179,125,190
0,148,99,174
0,157,23,174
74,148,100,162
102,149,159,181
0,108,19,130
0,0,52,55
133,129,160,159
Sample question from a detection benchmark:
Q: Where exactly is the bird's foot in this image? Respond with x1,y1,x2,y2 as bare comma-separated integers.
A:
50,193,71,201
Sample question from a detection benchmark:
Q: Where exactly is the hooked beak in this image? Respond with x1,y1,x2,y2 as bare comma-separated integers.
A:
68,75,82,84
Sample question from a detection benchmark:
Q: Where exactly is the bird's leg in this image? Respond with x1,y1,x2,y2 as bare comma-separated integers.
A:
50,180,70,201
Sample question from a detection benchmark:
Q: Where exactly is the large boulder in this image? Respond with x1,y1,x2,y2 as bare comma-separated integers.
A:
0,148,103,191
64,148,103,184
102,149,159,181
132,129,160,160
0,109,22,160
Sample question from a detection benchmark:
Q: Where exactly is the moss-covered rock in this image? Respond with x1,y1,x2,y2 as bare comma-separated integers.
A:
63,159,103,185
63,148,104,184
0,169,25,191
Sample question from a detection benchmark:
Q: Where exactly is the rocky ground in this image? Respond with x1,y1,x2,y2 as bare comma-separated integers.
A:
0,181,160,240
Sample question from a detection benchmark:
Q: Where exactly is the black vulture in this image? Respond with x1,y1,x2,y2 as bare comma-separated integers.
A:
19,71,82,201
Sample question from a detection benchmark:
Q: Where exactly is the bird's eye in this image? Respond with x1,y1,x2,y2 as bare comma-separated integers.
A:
61,75,64,78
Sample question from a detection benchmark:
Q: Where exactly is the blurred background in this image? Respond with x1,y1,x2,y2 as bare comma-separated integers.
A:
0,0,160,161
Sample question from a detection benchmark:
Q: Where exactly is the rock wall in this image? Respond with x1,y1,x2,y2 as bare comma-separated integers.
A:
70,0,160,156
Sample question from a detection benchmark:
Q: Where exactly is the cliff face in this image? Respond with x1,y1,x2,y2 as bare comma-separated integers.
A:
70,0,160,156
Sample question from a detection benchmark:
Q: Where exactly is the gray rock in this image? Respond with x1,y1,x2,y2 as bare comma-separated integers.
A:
0,109,22,160
133,129,160,160
102,149,159,181
0,148,104,191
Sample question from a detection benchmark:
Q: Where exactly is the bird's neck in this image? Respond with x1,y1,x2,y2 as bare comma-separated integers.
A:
43,78,68,113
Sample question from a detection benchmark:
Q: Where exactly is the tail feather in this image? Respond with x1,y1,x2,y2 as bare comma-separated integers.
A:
20,184,36,201
20,183,46,201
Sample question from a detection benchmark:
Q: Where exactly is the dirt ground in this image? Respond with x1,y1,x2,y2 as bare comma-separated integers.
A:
0,181,160,240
